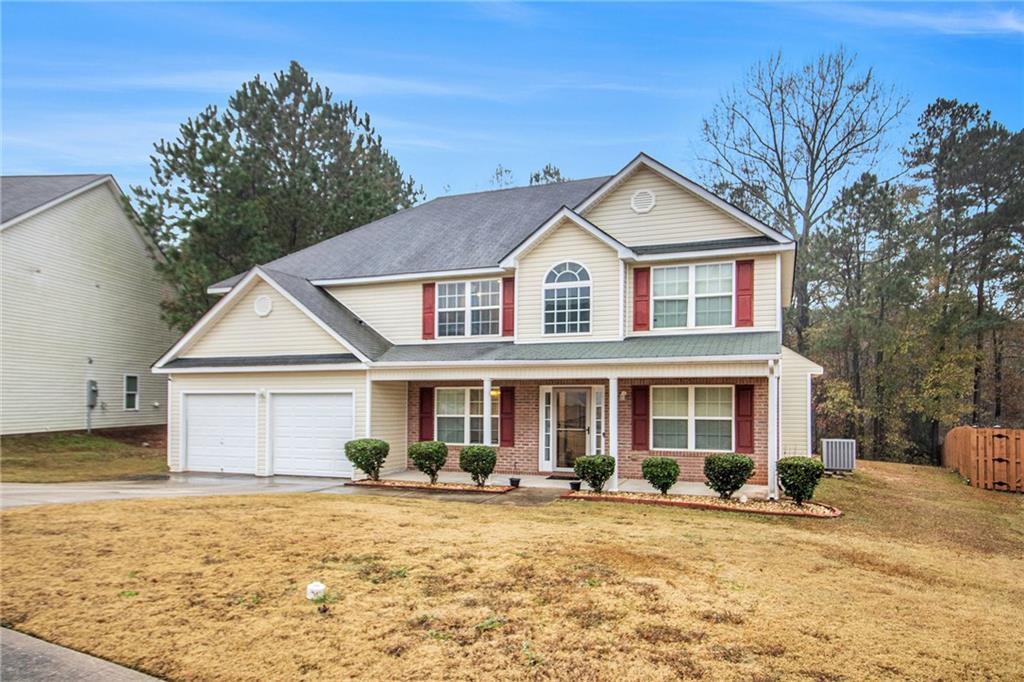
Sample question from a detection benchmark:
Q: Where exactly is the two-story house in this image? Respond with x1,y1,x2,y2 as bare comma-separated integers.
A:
153,154,822,497
2,174,178,435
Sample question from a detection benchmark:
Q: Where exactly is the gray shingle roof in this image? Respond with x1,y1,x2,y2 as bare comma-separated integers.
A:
261,268,392,360
632,236,778,255
375,332,780,364
1,174,108,223
163,353,360,369
212,176,611,289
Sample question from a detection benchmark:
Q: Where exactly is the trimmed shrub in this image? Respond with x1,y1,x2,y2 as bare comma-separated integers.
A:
573,455,616,493
642,457,680,495
408,440,448,484
345,438,389,481
777,456,825,505
459,446,497,486
703,453,755,499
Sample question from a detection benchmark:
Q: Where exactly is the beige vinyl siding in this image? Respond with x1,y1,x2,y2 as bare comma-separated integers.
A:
584,167,761,246
371,380,408,474
328,280,423,343
624,254,778,333
516,219,621,342
780,346,824,457
167,371,368,475
1,184,178,434
183,281,343,358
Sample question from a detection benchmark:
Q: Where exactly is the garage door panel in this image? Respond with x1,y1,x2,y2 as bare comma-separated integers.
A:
271,393,354,477
185,394,257,474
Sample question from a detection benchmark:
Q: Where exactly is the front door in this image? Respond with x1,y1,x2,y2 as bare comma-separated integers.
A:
555,387,589,469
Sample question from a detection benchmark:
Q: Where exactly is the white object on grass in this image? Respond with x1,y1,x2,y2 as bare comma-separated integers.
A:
306,581,326,600
739,495,748,504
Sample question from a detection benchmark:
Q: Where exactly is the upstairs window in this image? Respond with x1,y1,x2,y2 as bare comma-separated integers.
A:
544,262,591,335
651,262,734,329
437,280,501,337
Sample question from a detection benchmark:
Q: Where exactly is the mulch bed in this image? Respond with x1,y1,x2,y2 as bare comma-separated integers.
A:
561,490,842,518
347,479,515,494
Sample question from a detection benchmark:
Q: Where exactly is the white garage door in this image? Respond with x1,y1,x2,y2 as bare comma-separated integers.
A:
184,393,257,474
270,393,355,477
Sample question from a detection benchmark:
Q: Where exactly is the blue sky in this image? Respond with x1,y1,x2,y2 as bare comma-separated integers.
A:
3,2,1022,200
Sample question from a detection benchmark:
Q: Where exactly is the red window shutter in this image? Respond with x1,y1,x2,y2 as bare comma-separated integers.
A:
422,283,436,340
418,387,434,441
735,260,754,327
502,277,515,337
631,385,649,450
499,386,515,447
735,385,754,453
633,267,650,332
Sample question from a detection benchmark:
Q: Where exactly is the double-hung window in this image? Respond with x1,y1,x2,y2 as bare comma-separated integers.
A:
124,375,139,410
544,262,591,335
437,280,501,337
650,262,734,329
650,385,733,451
435,387,499,445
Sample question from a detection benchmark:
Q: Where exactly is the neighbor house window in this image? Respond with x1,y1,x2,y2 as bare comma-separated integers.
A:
124,375,139,410
437,280,501,337
544,262,591,335
435,387,499,445
650,385,733,451
650,262,734,328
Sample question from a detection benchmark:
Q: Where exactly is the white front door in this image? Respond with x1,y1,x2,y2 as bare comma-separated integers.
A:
270,393,355,477
184,393,258,474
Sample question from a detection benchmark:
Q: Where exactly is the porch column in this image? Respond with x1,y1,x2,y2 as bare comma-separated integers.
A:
767,360,780,499
482,377,493,446
608,376,619,491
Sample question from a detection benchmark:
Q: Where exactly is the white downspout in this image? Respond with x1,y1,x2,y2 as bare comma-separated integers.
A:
767,358,780,499
608,376,619,491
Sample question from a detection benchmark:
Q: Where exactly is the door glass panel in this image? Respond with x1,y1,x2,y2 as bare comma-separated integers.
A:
555,388,589,469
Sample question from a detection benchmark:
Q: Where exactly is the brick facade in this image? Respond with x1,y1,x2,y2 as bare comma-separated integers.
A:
404,375,769,484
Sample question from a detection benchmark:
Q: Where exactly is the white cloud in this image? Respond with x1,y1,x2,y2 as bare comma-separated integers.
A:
807,3,1024,35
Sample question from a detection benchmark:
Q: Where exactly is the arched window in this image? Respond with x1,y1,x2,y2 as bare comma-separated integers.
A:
543,262,591,334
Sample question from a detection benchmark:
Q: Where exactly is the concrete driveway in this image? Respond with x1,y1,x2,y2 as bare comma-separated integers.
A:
0,473,349,509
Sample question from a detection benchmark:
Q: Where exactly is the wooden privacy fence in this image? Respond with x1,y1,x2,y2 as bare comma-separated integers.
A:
943,426,1023,493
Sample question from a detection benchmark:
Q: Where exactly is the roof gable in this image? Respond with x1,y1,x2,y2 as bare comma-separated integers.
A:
500,207,632,267
1,174,110,226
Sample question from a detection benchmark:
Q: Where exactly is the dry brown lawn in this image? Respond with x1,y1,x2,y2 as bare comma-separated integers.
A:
1,430,167,482
2,461,1022,681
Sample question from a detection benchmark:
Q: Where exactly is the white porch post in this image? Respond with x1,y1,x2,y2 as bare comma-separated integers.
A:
482,377,493,446
608,376,619,491
767,359,780,499
365,371,373,438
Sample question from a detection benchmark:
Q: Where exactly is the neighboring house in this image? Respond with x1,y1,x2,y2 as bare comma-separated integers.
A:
154,153,822,496
1,174,178,435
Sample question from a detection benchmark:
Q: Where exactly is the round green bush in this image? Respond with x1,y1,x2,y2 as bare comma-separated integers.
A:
641,457,680,495
573,455,616,493
777,456,825,505
344,438,390,481
459,445,497,486
703,453,755,499
408,440,448,484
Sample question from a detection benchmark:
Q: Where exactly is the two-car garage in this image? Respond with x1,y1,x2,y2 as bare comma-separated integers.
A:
181,391,355,477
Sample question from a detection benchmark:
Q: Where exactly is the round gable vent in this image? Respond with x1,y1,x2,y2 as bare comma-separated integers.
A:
254,295,273,317
630,189,656,214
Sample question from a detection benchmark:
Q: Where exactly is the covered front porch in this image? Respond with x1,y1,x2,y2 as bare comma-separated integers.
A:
366,358,781,497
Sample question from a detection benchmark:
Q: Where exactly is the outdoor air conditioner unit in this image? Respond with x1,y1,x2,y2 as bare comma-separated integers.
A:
821,439,857,472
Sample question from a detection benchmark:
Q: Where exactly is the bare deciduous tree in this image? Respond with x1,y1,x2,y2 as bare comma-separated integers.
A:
699,47,908,352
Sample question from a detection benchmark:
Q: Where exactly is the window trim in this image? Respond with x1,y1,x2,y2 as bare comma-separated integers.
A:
649,384,735,453
434,386,500,446
123,374,139,411
650,260,736,330
435,279,503,339
542,260,594,337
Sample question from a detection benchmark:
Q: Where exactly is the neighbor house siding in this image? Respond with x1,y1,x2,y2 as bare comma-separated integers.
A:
584,167,760,246
371,380,408,474
183,281,343,358
515,219,621,342
167,371,368,475
1,184,178,434
780,347,822,457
